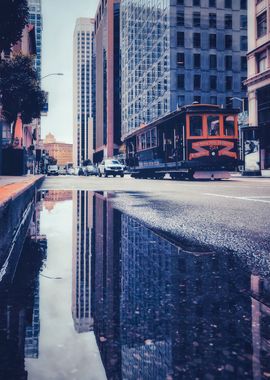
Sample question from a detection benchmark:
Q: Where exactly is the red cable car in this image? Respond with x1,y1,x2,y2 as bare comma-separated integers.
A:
124,104,240,180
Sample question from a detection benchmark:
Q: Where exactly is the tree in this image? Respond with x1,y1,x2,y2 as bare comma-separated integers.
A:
0,0,29,54
0,55,46,141
48,156,57,165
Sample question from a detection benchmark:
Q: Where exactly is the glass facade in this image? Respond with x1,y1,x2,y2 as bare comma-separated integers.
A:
121,0,171,137
121,0,248,138
28,0,42,78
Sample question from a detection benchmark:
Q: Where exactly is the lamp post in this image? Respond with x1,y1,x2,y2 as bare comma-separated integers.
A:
230,97,245,113
41,73,64,80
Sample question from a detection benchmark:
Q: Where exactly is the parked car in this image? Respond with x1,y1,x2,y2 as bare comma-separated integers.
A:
67,167,75,175
58,166,67,175
78,167,84,176
47,165,59,176
98,159,124,177
83,164,98,176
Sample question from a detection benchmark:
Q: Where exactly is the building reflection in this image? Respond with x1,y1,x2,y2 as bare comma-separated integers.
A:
89,192,270,380
0,198,47,380
72,191,94,333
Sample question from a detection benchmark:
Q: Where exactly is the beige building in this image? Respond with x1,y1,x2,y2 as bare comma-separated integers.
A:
246,0,270,169
44,133,73,166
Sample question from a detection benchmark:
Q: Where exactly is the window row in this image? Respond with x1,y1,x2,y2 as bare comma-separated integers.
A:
177,52,247,70
189,115,236,137
177,74,246,91
177,0,247,8
177,32,247,50
136,128,157,151
177,12,247,30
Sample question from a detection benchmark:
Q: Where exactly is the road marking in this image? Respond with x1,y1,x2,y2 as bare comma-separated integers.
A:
205,193,270,204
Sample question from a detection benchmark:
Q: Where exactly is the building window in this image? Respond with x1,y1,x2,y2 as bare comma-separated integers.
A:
177,0,184,4
226,97,232,108
225,14,232,29
209,34,216,48
210,96,217,104
240,15,247,30
241,77,247,91
257,12,267,39
257,51,267,73
225,55,232,70
193,0,200,5
240,35,247,50
209,13,217,28
209,0,216,6
193,33,201,48
177,11,184,26
177,74,185,89
240,0,247,9
194,96,201,103
226,76,232,90
225,34,232,49
177,52,185,66
225,0,232,8
194,53,201,68
210,75,217,90
194,75,201,89
193,12,201,27
241,56,247,71
177,32,185,47
209,54,217,69
178,95,185,106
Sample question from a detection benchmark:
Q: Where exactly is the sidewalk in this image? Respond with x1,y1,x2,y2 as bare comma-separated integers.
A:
0,175,45,206
231,170,270,179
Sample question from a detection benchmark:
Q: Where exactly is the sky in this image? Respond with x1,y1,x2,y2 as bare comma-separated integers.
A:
41,0,99,143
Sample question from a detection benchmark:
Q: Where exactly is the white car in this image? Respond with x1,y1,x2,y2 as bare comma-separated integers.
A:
98,159,124,178
47,165,59,176
83,164,98,176
67,167,75,175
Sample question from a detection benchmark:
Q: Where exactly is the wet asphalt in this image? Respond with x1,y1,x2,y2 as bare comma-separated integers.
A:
42,175,270,274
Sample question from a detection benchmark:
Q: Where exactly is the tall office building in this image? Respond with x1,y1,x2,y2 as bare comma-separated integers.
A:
28,0,42,78
121,0,248,139
72,191,94,333
93,0,121,163
246,0,270,170
73,18,95,167
28,0,43,152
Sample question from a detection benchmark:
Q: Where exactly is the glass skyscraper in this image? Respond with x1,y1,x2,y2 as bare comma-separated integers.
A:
120,0,248,139
28,0,42,78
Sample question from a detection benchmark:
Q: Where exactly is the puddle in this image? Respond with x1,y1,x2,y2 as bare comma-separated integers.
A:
0,190,269,379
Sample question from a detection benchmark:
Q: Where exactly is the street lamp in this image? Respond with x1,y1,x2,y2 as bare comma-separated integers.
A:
41,73,64,80
230,97,245,113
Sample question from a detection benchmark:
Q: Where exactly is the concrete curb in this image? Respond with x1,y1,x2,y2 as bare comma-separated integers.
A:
0,175,45,208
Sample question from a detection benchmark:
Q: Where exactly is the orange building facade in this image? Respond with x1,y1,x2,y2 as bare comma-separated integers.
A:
43,133,73,166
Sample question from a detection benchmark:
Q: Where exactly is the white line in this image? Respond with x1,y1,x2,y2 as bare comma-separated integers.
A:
204,193,270,204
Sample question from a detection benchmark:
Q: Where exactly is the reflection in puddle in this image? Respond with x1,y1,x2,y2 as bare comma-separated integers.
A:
0,190,269,379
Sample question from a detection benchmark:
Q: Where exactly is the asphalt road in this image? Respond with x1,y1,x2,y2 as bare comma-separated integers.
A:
42,174,270,275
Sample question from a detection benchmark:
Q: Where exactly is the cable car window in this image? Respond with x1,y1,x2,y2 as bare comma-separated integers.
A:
190,116,203,136
141,134,146,150
146,131,151,148
151,128,157,147
136,136,141,151
224,116,235,136
207,116,220,136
